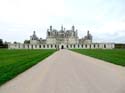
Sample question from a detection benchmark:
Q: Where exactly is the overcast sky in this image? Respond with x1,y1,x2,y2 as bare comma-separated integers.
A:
0,0,125,43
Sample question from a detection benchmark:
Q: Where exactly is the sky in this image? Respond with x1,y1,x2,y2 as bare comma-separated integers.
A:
0,0,125,43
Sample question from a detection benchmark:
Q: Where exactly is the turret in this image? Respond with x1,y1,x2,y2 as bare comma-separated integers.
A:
31,31,39,40
30,31,39,44
86,30,92,40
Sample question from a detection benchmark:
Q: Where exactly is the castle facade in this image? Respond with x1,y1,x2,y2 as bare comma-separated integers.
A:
8,26,114,49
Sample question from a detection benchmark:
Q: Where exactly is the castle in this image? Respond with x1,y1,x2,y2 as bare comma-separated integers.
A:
8,25,114,49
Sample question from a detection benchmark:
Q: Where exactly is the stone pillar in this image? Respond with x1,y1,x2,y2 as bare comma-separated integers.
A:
91,44,94,49
29,44,31,49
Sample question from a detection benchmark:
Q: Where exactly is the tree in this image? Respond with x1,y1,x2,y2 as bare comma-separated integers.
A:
14,41,17,44
24,40,30,44
0,39,3,46
3,41,8,48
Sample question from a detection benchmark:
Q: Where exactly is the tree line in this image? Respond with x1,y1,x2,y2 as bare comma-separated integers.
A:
0,39,8,48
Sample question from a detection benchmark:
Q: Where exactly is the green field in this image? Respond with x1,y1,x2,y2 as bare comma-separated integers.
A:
72,49,125,66
0,49,56,86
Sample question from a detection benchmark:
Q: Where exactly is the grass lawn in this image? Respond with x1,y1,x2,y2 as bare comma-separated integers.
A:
0,49,56,86
71,49,125,66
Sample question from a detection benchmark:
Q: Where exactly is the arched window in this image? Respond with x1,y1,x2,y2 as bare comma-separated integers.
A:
98,44,99,48
39,45,41,48
51,44,53,48
35,45,37,48
70,45,72,48
23,44,25,48
81,44,83,48
85,44,87,48
104,44,106,48
74,44,75,48
27,45,29,48
47,44,49,48
19,44,20,48
90,45,91,48
43,45,45,48
78,44,79,48
66,45,68,48
31,45,33,49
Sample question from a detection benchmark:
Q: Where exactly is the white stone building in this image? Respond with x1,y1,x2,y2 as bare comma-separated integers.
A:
8,26,115,49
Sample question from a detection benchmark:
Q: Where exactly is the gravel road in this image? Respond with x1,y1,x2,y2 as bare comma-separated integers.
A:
0,49,125,93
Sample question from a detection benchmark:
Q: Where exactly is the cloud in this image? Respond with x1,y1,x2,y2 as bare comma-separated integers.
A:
91,21,125,43
0,0,125,43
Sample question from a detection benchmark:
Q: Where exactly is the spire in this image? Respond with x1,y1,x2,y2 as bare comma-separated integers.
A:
50,25,52,31
87,30,92,40
33,31,36,35
87,30,89,36
72,25,75,31
64,28,66,31
61,25,63,31
32,31,38,40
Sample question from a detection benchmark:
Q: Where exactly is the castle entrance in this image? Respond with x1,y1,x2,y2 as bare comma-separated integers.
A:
59,44,65,50
61,45,64,49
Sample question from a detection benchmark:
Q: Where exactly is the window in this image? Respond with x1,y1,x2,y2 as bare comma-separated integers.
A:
94,44,95,48
90,45,91,48
85,45,87,48
104,44,106,48
39,45,41,48
78,44,79,48
43,45,45,48
47,44,49,48
70,45,72,48
51,45,53,48
74,44,75,48
19,44,20,48
31,45,33,49
81,44,83,48
35,45,37,48
98,44,99,48
66,45,68,48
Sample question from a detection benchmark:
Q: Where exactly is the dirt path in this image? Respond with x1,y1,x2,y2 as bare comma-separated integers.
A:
0,49,125,93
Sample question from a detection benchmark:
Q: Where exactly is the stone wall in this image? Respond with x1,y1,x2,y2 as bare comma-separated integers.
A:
8,43,115,49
